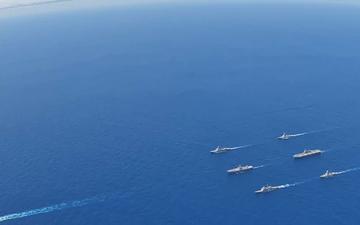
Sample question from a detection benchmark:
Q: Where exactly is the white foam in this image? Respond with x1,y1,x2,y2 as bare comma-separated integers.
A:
306,127,339,135
276,182,299,189
285,127,337,138
336,167,360,175
253,165,266,169
274,179,314,190
223,145,253,150
288,132,307,137
276,184,291,189
0,195,105,222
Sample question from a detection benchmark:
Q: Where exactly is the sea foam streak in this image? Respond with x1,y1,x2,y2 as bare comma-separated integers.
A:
223,145,253,150
274,179,313,190
288,132,307,137
286,127,337,138
253,165,266,169
276,182,300,189
335,167,360,175
212,144,254,153
0,195,106,223
305,127,340,135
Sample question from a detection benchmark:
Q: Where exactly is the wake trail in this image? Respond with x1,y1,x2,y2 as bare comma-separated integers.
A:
276,184,293,189
223,144,253,150
285,127,339,138
253,165,267,169
276,181,303,189
310,148,332,154
305,127,340,135
275,177,318,190
211,144,256,153
336,167,360,175
0,195,107,223
288,132,307,137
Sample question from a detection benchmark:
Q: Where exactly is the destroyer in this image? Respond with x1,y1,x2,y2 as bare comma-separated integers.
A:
210,146,228,154
210,146,241,154
293,149,322,159
278,133,290,140
227,165,254,174
255,185,278,193
320,170,337,178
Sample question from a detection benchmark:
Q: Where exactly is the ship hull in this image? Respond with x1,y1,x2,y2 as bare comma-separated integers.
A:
227,167,253,174
293,150,322,159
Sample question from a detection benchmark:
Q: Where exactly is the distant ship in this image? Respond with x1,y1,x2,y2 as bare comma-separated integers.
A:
255,185,278,193
320,170,337,178
278,133,290,140
210,146,241,154
210,146,228,154
293,149,322,159
227,165,254,174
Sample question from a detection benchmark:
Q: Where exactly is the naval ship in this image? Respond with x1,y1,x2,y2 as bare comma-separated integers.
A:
293,149,322,159
210,146,241,154
320,170,337,178
255,185,278,193
278,133,290,140
227,165,254,174
210,146,228,154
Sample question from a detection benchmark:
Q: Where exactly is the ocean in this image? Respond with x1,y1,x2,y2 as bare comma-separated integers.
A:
0,1,360,224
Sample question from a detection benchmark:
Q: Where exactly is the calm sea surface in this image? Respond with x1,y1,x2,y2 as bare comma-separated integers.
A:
1,2,360,224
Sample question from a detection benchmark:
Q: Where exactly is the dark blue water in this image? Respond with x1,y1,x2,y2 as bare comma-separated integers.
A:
1,2,360,224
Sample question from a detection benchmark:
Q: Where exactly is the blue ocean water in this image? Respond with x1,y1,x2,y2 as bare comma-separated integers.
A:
1,2,360,224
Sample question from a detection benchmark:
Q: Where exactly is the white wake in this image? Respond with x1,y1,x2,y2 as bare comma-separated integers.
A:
223,145,253,150
285,127,337,138
274,178,316,190
335,167,360,175
288,132,307,137
275,182,303,189
0,195,106,223
253,165,266,169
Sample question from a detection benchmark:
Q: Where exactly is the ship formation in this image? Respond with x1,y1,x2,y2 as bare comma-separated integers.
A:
210,131,350,194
